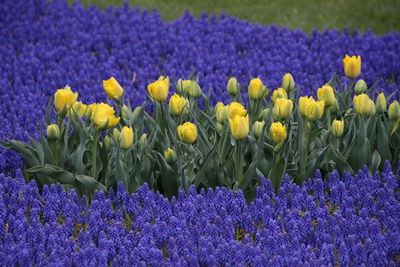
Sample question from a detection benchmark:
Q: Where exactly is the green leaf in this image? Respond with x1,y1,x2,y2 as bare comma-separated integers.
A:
0,139,40,168
369,150,381,173
376,118,391,165
76,174,107,193
114,145,129,190
269,156,287,192
155,152,178,198
26,164,76,185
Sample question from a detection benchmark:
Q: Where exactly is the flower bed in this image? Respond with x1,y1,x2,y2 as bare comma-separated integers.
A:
1,0,400,171
1,164,399,265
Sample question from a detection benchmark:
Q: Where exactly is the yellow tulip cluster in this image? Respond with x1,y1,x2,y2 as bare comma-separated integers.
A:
228,102,249,140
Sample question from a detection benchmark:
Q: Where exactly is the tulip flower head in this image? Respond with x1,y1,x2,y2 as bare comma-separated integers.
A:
164,148,177,164
229,115,250,140
54,85,78,112
305,100,325,121
317,85,336,107
71,101,87,117
227,77,239,96
331,120,344,137
169,94,189,116
228,102,247,120
214,102,229,123
253,120,265,139
148,76,169,102
177,122,197,144
270,88,288,103
282,73,295,92
248,78,264,100
353,94,375,116
388,101,400,122
273,98,293,120
103,77,124,99
354,79,367,94
298,96,315,117
47,124,60,140
375,93,387,113
343,55,361,78
120,126,134,149
91,103,121,129
270,122,287,144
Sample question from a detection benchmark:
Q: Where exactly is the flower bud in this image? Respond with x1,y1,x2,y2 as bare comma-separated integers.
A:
317,85,336,107
229,115,249,140
331,120,344,137
120,126,134,149
259,108,270,121
305,100,325,121
102,136,111,151
273,98,293,120
113,128,121,141
388,101,400,122
132,106,142,122
164,148,177,164
71,101,87,117
177,122,197,144
282,73,295,92
248,78,264,100
269,122,287,144
121,105,132,122
375,93,387,113
169,94,190,116
103,77,124,99
354,79,367,94
216,122,223,134
270,88,287,103
214,102,228,123
139,133,148,148
46,124,60,140
343,54,361,78
227,77,239,96
353,94,375,116
253,121,265,139
187,81,202,98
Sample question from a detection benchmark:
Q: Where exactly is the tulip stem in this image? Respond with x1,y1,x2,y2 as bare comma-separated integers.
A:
158,101,166,135
235,140,244,184
91,129,100,180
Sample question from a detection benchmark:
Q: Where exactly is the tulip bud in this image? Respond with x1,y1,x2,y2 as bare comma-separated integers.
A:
103,77,124,99
169,94,190,116
331,120,344,137
343,55,361,78
164,148,177,164
147,76,169,102
353,94,375,116
46,124,60,140
229,115,250,140
71,101,87,118
305,100,325,121
253,121,265,139
102,136,111,151
120,126,134,149
216,122,223,134
388,101,400,122
317,85,336,107
269,122,287,144
139,133,148,148
121,105,132,122
184,80,202,98
259,108,270,121
177,122,197,144
214,102,228,123
227,77,239,96
113,128,121,141
375,93,387,113
354,79,367,94
282,73,295,92
270,88,287,103
132,106,142,122
248,78,264,100
273,98,293,120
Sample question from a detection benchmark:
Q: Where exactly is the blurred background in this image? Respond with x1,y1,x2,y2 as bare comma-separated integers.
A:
68,0,400,34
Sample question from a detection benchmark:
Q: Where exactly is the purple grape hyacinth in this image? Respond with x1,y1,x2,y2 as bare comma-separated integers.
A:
0,162,399,265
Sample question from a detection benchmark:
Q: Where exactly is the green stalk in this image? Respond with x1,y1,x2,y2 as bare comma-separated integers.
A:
159,101,166,134
91,129,100,180
235,140,244,184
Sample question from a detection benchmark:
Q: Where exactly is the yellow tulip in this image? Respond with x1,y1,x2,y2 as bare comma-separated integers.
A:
71,101,87,117
214,102,229,123
269,122,287,144
164,148,177,163
148,76,169,102
375,93,387,113
228,102,247,120
282,73,295,92
317,85,336,107
388,101,400,122
273,98,293,120
169,93,189,116
177,122,197,144
92,103,121,129
270,88,287,103
305,100,325,121
227,77,239,96
46,124,60,140
248,78,264,100
331,120,344,137
54,85,78,112
353,94,375,116
229,115,250,140
103,77,124,99
253,121,265,139
343,55,361,78
298,96,315,117
120,126,134,149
